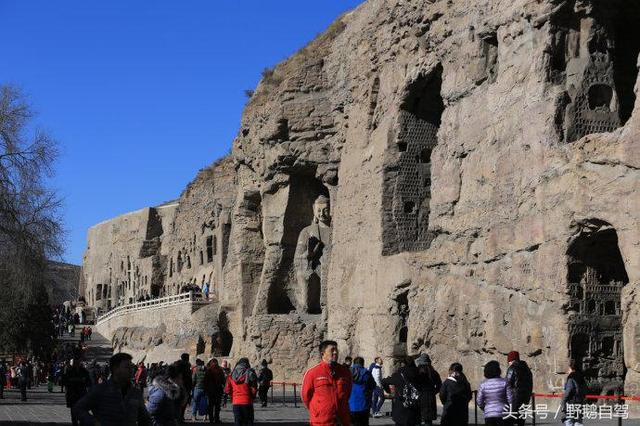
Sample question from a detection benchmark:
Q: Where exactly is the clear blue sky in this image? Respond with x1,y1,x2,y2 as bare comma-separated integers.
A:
0,0,362,265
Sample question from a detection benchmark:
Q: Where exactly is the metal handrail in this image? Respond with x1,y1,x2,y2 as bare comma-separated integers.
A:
96,291,209,325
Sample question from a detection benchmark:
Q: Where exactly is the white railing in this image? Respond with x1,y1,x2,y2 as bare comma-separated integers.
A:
96,292,210,326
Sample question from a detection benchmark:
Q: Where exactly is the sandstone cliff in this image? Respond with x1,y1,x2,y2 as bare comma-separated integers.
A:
86,0,640,393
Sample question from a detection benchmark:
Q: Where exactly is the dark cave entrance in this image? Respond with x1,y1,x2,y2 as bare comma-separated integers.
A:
567,220,628,394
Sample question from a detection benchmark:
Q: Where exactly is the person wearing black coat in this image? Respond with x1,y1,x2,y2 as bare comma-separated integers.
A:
381,357,425,426
62,357,91,426
414,354,442,426
439,362,473,426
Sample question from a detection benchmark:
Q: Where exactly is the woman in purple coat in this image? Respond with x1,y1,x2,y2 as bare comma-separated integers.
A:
476,360,514,425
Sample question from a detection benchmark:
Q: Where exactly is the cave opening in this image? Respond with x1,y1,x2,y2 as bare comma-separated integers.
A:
267,174,329,314
382,65,444,255
567,220,628,394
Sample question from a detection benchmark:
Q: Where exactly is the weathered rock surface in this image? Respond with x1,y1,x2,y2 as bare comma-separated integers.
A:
85,0,640,393
45,261,81,306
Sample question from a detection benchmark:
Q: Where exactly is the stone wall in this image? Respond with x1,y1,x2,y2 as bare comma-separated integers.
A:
85,0,640,391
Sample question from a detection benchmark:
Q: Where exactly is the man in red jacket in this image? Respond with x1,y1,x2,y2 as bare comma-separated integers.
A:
302,340,353,426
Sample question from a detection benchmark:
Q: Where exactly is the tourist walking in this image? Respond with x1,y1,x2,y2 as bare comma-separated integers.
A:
74,352,151,425
369,357,384,417
135,362,148,390
349,357,376,426
176,353,193,423
381,356,423,426
18,360,29,401
257,359,273,408
147,364,183,426
62,355,91,426
439,362,472,426
562,360,587,426
204,358,226,424
225,358,258,426
505,351,533,426
221,360,231,408
476,360,513,425
191,359,207,421
302,340,352,426
414,354,441,426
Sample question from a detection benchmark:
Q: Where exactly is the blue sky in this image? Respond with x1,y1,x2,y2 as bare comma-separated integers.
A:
0,1,362,265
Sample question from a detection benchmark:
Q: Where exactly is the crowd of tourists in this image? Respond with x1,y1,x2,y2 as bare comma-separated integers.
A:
301,340,589,426
3,324,591,426
59,351,273,426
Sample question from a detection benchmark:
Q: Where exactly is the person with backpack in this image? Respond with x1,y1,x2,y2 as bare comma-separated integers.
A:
257,359,273,408
477,360,514,425
414,354,441,426
439,362,473,426
381,356,424,426
225,358,258,425
349,357,376,426
302,340,352,426
505,351,533,426
562,360,587,426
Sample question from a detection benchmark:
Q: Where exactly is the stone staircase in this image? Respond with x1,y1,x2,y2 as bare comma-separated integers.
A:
58,324,113,364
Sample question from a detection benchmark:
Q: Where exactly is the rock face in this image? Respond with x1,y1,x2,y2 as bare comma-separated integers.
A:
84,0,640,392
45,261,81,306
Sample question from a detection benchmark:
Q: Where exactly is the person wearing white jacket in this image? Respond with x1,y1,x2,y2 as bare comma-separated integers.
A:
368,357,384,417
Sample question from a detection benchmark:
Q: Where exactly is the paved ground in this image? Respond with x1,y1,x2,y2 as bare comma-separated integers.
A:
1,385,639,426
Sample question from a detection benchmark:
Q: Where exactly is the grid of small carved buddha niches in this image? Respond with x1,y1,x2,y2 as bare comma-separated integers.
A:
391,110,438,253
572,54,621,141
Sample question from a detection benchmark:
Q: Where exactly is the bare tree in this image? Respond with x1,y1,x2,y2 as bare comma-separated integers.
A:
0,85,63,356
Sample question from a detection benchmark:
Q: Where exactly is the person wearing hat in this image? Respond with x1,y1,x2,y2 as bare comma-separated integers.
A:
505,351,533,426
414,354,441,426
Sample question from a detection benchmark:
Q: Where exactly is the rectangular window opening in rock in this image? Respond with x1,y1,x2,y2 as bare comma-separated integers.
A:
566,220,629,395
206,236,213,262
481,32,499,84
382,65,444,256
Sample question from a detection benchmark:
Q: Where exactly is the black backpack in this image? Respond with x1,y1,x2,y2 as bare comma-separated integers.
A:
399,372,421,409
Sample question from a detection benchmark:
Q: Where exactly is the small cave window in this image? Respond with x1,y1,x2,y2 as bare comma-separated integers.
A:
213,235,218,256
206,237,213,263
605,300,617,315
199,251,204,265
399,326,408,343
96,285,102,301
601,336,615,357
186,255,191,269
480,32,499,84
169,258,174,278
177,252,183,273
588,84,613,110
417,148,432,164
